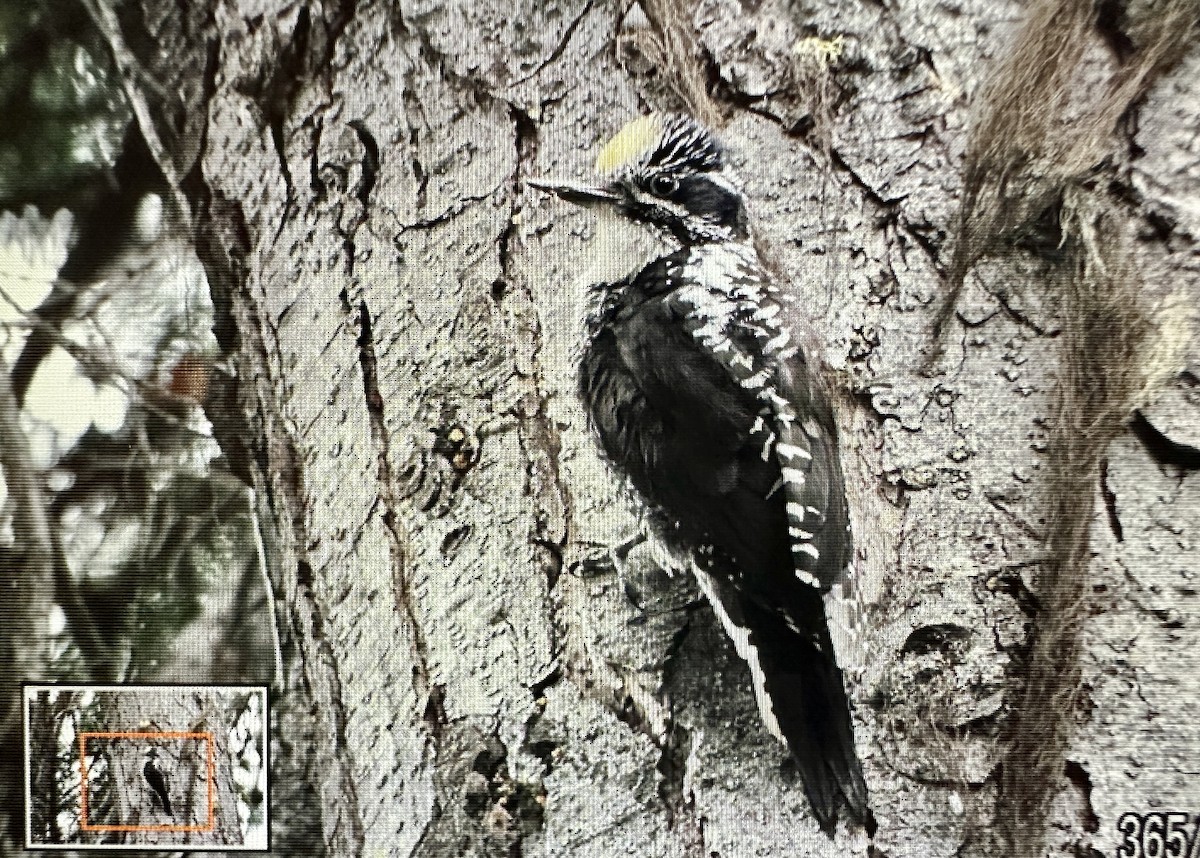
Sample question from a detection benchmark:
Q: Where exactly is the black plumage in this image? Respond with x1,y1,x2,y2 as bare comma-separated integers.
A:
537,113,870,833
579,247,867,832
143,754,173,817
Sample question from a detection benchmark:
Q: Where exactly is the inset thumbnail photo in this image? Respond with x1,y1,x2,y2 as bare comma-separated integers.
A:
23,685,268,851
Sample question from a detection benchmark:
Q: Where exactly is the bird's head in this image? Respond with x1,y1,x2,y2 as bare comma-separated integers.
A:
531,114,749,245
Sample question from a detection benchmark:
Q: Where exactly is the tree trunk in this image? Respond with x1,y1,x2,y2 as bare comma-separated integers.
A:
0,362,53,855
95,689,243,847
101,0,1200,855
26,691,65,846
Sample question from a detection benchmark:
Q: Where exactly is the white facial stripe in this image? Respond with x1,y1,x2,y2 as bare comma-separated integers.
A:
705,173,740,195
629,188,693,223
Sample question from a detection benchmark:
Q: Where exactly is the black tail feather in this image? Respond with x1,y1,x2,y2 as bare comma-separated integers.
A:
742,599,870,834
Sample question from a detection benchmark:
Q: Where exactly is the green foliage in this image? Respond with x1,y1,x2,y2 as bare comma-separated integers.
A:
0,0,129,208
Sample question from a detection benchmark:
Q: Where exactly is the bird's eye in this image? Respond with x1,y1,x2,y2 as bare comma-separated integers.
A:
649,174,679,197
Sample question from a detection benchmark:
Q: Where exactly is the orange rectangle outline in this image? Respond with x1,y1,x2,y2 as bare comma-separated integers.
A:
78,731,215,833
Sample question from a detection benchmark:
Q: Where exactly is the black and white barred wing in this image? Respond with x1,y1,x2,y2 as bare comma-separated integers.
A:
664,247,869,827
769,354,852,590
672,246,850,591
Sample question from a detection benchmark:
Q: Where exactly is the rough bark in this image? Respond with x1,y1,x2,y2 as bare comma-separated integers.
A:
0,360,53,855
99,0,1200,856
91,689,243,847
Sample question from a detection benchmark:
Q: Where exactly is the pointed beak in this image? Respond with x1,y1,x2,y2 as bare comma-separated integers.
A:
527,178,622,207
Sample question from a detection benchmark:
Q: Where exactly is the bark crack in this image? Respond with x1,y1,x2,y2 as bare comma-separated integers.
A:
354,299,441,736
502,101,571,588
1099,458,1124,543
512,0,597,85
194,189,366,854
393,188,505,237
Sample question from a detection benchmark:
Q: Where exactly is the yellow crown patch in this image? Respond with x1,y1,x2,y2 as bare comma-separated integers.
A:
595,114,663,174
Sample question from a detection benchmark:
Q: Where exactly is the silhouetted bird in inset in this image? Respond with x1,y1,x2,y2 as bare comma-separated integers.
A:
142,748,173,817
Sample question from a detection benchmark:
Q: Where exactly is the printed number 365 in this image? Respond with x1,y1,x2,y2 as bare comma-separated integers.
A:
1117,813,1199,858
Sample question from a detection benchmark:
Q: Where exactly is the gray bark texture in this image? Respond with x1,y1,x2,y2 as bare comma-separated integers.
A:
104,0,1199,855
102,689,243,847
0,361,53,854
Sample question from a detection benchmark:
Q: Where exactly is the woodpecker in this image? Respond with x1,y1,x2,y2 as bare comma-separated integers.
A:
142,748,173,817
531,114,869,833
